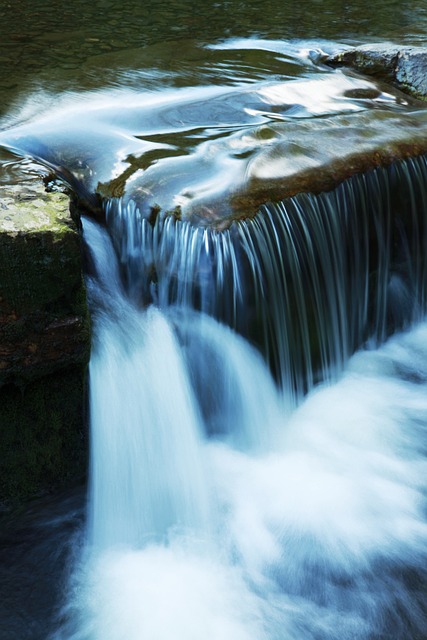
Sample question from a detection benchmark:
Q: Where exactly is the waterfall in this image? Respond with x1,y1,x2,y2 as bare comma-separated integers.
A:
53,155,427,640
105,153,427,400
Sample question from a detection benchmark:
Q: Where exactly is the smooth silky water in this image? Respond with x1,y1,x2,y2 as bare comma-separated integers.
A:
1,1,427,639
51,210,427,640
46,186,427,640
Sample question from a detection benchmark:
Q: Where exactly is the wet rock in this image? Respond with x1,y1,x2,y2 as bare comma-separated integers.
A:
0,178,90,501
396,49,427,100
325,44,427,101
193,110,427,225
76,73,427,228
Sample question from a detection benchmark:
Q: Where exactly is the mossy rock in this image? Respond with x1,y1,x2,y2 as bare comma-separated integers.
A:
0,179,90,501
0,183,83,316
0,181,90,384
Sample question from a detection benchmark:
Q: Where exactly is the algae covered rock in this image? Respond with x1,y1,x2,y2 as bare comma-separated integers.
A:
0,179,90,501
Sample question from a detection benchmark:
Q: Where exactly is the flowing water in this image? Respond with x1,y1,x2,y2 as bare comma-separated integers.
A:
50,213,427,640
1,1,427,639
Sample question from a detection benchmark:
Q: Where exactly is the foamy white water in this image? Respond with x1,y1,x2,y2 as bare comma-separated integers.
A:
52,219,427,640
83,220,214,549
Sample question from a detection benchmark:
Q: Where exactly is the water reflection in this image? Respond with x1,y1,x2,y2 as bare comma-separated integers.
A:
0,41,425,224
1,3,427,639
0,0,426,119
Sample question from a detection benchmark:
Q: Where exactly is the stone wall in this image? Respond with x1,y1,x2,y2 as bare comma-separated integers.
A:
0,179,90,501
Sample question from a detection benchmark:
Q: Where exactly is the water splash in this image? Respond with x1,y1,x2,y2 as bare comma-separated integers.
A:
51,146,427,640
53,216,427,640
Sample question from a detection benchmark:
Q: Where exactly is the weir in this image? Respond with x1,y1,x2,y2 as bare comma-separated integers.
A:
1,9,427,636
104,152,427,400
49,151,427,640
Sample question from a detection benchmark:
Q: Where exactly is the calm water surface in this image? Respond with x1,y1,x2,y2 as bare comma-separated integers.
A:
0,0,426,101
1,0,426,120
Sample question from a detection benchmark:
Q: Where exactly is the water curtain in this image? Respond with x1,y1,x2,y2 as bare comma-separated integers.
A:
104,153,427,402
51,149,427,640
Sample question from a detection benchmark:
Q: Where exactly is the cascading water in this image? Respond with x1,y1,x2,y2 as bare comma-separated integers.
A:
52,155,427,640
106,153,427,399
85,222,212,550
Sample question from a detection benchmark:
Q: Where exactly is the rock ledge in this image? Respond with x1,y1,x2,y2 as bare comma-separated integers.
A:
0,178,90,501
326,44,427,101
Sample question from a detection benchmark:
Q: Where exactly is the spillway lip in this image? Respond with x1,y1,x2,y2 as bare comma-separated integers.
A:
100,147,427,233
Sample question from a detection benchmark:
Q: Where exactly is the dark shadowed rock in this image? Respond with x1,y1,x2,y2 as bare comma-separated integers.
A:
0,177,90,501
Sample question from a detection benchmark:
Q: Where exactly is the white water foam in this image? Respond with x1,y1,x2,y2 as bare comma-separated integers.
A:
53,219,427,640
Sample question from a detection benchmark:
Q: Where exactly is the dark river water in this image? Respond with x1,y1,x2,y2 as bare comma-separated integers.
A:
1,2,427,639
0,0,425,120
0,0,426,97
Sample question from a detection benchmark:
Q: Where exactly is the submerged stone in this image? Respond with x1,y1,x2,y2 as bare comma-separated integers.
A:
0,177,90,501
97,107,427,228
3,66,427,229
198,110,427,225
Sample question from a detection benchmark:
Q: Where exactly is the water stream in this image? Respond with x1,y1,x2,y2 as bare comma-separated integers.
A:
50,204,427,639
1,2,427,638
